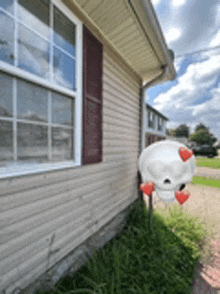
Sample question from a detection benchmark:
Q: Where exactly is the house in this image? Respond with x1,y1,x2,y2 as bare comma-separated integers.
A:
145,103,169,146
0,0,175,292
213,140,220,148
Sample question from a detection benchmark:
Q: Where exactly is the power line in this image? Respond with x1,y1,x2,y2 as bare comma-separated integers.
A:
175,44,220,59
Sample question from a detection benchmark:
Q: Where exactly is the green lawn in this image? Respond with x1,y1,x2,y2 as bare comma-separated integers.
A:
36,201,212,294
196,157,220,169
191,176,220,188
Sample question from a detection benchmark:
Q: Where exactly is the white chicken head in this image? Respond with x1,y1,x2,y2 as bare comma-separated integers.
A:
139,140,195,203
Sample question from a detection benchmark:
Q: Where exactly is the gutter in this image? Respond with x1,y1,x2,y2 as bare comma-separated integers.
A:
140,65,168,152
138,65,168,200
127,0,176,82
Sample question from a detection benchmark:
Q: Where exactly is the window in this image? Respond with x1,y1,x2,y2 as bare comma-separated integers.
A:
158,117,163,131
0,0,83,178
148,111,154,129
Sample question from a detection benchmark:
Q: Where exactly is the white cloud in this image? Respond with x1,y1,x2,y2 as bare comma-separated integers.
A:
174,57,184,73
151,0,161,7
171,0,186,7
164,28,181,43
209,29,220,47
153,54,220,139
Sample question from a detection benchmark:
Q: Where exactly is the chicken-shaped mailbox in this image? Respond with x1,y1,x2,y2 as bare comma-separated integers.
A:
139,140,195,205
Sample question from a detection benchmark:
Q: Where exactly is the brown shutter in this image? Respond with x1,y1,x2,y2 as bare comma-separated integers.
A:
82,25,103,165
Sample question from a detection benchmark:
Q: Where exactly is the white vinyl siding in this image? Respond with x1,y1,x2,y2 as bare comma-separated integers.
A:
0,46,141,293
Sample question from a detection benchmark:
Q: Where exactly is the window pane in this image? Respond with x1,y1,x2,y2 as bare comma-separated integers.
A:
18,24,50,78
17,122,48,162
18,0,50,39
52,92,72,126
0,72,13,117
54,6,75,56
53,47,75,89
52,127,73,161
0,120,13,165
17,79,47,122
0,11,14,65
0,0,14,14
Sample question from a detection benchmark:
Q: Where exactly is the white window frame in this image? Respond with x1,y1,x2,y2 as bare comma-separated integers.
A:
0,0,83,179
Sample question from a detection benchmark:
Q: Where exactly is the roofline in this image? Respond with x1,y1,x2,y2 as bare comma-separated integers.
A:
128,0,176,83
146,103,169,121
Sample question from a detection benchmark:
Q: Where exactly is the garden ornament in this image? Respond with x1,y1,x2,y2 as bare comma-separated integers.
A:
139,140,195,205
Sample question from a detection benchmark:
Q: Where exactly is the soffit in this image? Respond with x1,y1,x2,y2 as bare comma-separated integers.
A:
69,0,174,83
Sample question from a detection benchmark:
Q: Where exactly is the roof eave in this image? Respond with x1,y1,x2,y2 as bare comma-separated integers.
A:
129,0,176,84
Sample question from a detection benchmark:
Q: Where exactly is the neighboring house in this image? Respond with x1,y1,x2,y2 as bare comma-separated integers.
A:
0,0,175,293
213,140,220,148
145,103,169,146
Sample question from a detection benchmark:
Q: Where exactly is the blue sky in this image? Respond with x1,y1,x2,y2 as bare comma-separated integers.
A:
147,0,220,140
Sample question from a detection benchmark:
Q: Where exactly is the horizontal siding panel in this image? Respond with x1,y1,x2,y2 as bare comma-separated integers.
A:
103,95,139,121
1,169,136,245
1,167,137,259
103,106,138,126
1,166,132,227
88,189,138,238
103,153,138,163
103,99,139,122
103,53,140,90
0,157,137,197
103,139,139,149
103,81,138,109
47,186,138,269
103,116,139,133
1,210,92,277
1,44,141,293
103,76,138,107
103,90,139,117
103,63,139,96
0,159,136,211
103,109,139,130
5,262,48,294
2,251,48,291
104,130,140,141
103,146,139,155
103,122,139,136
1,201,90,259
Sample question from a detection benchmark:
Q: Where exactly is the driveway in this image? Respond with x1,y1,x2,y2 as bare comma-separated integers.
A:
195,166,220,180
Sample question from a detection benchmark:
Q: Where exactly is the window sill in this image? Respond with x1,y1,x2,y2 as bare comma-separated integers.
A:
0,161,80,179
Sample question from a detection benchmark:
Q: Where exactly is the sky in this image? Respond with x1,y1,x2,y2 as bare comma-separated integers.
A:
147,0,220,140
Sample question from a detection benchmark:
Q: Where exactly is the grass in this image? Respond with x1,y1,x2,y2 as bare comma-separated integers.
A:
36,200,213,294
195,157,220,169
191,176,220,188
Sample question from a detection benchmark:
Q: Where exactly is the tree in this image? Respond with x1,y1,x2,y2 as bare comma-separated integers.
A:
189,124,217,145
190,129,210,145
167,128,176,136
195,123,209,132
173,124,190,138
